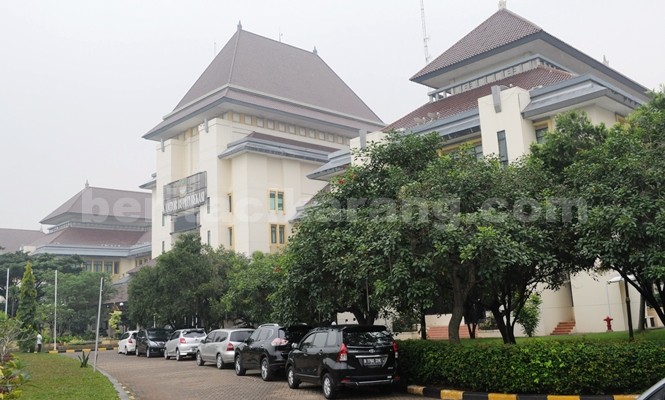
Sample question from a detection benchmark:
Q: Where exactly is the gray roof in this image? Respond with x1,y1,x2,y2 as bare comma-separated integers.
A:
144,27,383,141
0,229,45,253
412,9,542,82
41,186,152,226
411,9,648,100
219,132,336,163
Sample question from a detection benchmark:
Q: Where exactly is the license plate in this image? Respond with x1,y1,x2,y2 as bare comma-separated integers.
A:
363,358,383,367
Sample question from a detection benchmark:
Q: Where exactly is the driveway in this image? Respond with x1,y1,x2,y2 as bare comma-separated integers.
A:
65,350,420,400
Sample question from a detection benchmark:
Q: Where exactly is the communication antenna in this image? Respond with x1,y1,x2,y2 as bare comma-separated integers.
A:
420,0,431,64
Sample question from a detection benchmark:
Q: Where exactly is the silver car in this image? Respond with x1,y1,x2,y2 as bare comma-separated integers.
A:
164,328,206,361
196,328,254,369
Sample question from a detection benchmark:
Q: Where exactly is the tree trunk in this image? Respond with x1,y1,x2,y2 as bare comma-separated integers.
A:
638,294,646,332
420,310,427,340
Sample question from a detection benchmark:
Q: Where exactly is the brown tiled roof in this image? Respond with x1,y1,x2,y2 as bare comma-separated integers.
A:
30,227,149,248
0,229,45,253
40,186,151,226
385,66,574,132
412,9,542,82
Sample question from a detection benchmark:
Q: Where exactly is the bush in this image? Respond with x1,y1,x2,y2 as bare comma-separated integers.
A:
397,338,665,394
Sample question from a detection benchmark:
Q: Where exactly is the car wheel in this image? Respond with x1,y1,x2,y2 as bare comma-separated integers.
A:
196,351,204,366
260,357,273,381
146,347,151,358
234,355,246,376
287,365,300,389
175,349,181,361
216,353,224,369
322,373,338,399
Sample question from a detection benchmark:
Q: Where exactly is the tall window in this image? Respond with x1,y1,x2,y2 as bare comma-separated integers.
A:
269,191,284,212
228,194,233,213
207,230,211,246
535,126,548,144
228,226,234,247
270,224,286,244
497,130,508,166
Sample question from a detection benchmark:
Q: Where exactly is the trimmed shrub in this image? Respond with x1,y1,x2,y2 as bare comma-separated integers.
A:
397,338,665,394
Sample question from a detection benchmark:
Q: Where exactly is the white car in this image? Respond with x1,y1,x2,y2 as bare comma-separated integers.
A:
117,330,138,355
196,328,254,368
164,328,206,361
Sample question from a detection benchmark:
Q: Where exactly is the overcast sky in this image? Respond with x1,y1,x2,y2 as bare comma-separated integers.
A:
1,1,664,231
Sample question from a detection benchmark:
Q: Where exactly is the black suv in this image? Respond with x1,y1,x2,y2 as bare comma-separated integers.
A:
285,325,398,399
135,328,171,358
234,323,311,381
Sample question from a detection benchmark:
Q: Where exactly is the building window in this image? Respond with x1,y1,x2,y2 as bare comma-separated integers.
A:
472,144,483,160
299,127,306,136
257,118,264,127
228,193,233,213
228,226,234,247
207,230,211,246
232,112,240,122
267,119,274,129
270,224,286,245
162,214,165,227
113,261,119,275
244,115,252,125
162,241,165,253
288,125,296,134
535,126,548,144
269,190,284,211
94,261,102,273
497,130,508,166
206,197,211,214
278,225,285,244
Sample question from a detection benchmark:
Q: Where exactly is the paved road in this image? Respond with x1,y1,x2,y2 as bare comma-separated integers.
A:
64,350,421,400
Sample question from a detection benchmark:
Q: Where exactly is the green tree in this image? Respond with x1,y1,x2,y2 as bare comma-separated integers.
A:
564,92,665,327
515,293,542,337
16,262,38,352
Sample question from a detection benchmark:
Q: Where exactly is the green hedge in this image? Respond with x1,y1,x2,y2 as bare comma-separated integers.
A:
397,339,665,394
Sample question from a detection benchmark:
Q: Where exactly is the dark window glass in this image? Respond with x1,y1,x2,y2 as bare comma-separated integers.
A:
497,130,508,165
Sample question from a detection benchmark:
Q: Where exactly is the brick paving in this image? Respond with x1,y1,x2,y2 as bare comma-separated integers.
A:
62,351,420,400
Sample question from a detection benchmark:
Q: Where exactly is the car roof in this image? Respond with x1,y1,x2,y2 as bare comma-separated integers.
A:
311,324,388,332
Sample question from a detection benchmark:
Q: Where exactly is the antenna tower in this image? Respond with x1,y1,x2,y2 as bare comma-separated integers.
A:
420,0,431,64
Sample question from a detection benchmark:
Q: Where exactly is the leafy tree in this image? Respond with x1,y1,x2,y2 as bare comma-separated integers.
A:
128,234,233,331
219,251,280,327
38,270,113,338
16,262,38,352
564,92,665,326
276,132,445,328
515,293,542,337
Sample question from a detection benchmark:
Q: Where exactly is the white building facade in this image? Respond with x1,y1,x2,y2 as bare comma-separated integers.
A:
142,25,384,257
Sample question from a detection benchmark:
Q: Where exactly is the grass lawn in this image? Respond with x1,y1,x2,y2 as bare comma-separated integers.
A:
15,353,118,400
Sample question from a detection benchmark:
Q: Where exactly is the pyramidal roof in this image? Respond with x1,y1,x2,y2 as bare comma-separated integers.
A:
144,26,383,140
40,186,151,226
412,9,542,82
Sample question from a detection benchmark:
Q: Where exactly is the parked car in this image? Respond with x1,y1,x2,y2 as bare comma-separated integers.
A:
136,328,171,358
164,328,206,361
117,330,138,355
196,328,254,369
285,325,399,399
234,323,311,381
638,377,665,400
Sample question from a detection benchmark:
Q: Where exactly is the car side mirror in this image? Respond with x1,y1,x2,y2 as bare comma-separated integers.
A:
291,342,298,349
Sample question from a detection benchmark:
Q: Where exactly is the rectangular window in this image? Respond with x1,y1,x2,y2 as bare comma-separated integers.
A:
104,261,112,274
162,214,165,227
113,261,119,275
497,130,508,166
162,241,165,253
94,261,102,273
269,191,276,210
535,126,548,144
270,224,277,244
270,224,286,245
228,226,234,247
473,144,483,160
269,191,284,211
228,193,233,213
278,225,285,244
207,230,211,246
277,192,284,212
206,197,210,214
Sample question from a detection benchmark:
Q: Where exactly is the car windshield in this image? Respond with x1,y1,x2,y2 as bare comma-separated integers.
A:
345,329,393,346
147,329,170,340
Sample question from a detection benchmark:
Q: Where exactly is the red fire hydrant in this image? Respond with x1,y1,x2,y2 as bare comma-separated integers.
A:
604,315,613,332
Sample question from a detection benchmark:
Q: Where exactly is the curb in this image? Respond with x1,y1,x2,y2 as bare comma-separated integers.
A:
47,347,116,354
405,386,640,400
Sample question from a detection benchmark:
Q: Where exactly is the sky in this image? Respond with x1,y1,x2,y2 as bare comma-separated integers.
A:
1,1,664,231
